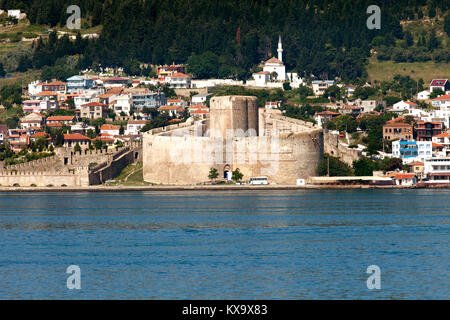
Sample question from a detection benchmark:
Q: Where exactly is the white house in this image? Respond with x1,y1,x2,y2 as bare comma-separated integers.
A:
431,94,450,128
165,73,191,88
312,80,335,96
23,100,58,113
386,173,417,186
265,101,281,109
417,90,430,100
355,99,386,113
100,124,120,136
7,10,24,19
191,93,212,105
344,84,356,97
253,71,271,86
430,79,449,93
74,90,100,110
392,100,419,112
28,80,43,96
166,99,185,107
432,132,450,151
113,94,132,115
126,120,147,135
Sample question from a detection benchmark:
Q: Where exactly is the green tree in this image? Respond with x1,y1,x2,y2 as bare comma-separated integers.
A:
94,139,103,150
445,13,450,36
0,63,5,77
317,154,353,176
86,128,97,139
404,30,414,47
115,140,124,148
427,30,440,51
187,51,219,79
430,89,444,99
326,115,358,133
74,143,82,153
353,157,377,176
231,168,243,182
208,168,219,180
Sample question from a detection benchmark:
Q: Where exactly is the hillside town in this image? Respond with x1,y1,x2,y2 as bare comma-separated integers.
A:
0,35,449,187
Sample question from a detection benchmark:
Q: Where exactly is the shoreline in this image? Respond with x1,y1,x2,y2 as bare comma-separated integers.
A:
0,184,449,192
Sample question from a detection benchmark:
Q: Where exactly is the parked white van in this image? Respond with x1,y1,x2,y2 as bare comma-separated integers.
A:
249,177,268,185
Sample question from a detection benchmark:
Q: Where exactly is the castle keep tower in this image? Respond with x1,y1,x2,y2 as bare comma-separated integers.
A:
209,96,259,138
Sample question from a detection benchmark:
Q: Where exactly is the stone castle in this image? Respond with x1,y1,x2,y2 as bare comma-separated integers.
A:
143,95,323,185
0,142,142,187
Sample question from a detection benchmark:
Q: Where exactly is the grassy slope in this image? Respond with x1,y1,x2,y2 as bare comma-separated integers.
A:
367,15,449,83
108,161,151,186
366,57,450,84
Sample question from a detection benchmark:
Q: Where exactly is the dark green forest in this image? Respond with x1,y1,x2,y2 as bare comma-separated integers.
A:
1,0,449,81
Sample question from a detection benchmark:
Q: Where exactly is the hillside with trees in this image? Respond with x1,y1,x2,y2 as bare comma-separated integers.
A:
0,0,449,82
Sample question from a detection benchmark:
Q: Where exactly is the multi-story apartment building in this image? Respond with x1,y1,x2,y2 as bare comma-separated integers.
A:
415,121,442,141
80,102,108,119
130,91,166,110
424,157,450,184
392,140,432,164
383,122,413,141
66,76,95,93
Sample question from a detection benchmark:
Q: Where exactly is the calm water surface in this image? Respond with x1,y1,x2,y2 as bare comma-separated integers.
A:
0,189,448,299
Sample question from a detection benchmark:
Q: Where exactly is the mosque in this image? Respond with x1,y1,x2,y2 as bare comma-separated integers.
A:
250,36,302,88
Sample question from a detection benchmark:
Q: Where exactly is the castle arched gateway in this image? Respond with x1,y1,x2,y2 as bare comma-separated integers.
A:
223,164,231,180
143,96,323,185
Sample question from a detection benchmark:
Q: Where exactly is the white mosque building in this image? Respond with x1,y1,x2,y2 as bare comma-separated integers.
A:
249,36,302,89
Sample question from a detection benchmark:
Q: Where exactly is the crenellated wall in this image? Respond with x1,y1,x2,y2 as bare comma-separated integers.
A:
0,142,142,187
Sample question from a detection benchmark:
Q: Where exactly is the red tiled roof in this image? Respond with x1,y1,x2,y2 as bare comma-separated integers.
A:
384,173,415,179
45,81,66,86
265,57,283,64
316,111,340,116
128,120,147,124
383,122,412,127
64,133,90,141
100,124,120,131
92,137,114,142
81,102,107,107
104,77,129,82
433,132,450,138
393,174,415,179
167,73,189,78
35,91,58,96
431,94,450,101
432,142,444,148
416,121,442,125
159,105,181,111
190,109,209,114
46,122,63,128
430,79,448,86
31,132,48,138
47,116,75,121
